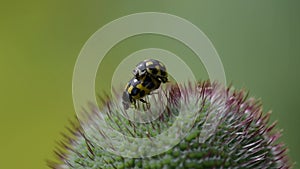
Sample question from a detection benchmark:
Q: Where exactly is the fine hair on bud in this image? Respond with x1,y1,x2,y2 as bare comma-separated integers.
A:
48,81,291,169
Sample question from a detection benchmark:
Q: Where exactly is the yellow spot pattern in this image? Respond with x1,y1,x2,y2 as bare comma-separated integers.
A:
155,65,161,75
146,61,153,66
127,86,133,94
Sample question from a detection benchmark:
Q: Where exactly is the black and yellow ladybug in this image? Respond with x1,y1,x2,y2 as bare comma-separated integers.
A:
133,59,168,83
122,74,161,110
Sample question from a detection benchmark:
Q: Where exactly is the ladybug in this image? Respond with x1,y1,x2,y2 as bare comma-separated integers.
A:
122,75,161,110
133,59,168,83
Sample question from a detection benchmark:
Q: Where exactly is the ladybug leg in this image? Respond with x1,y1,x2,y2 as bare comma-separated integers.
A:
146,102,150,109
139,99,150,109
139,98,147,103
131,99,137,109
145,97,151,109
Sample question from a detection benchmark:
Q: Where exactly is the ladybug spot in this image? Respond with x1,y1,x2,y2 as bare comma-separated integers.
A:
139,90,145,97
131,87,140,96
151,68,158,75
146,82,155,89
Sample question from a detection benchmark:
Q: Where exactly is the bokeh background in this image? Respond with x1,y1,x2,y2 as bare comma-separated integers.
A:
1,1,299,169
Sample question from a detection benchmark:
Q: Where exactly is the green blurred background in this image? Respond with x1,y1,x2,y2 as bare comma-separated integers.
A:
0,1,299,168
